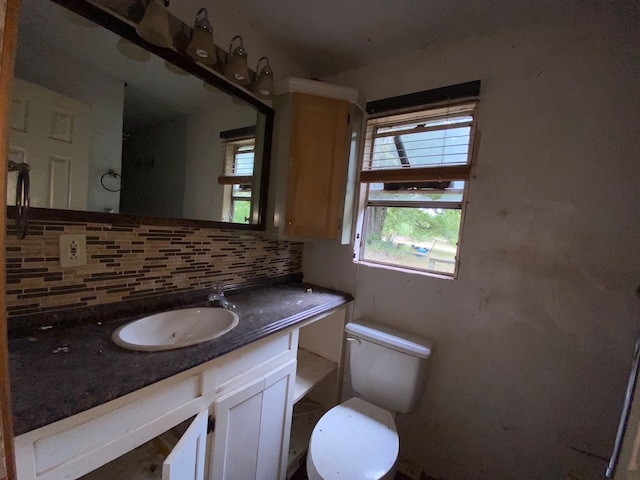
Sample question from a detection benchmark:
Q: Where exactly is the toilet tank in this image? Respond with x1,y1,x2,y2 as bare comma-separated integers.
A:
345,320,434,414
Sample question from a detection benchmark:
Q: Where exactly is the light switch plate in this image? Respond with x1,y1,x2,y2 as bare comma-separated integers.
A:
59,234,87,268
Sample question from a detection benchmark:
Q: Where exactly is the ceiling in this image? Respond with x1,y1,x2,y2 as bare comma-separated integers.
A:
227,0,608,78
13,0,622,111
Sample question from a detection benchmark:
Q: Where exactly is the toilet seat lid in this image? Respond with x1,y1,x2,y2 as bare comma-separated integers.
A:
308,398,399,479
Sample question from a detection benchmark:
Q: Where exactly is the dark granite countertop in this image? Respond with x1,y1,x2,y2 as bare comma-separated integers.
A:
9,282,352,436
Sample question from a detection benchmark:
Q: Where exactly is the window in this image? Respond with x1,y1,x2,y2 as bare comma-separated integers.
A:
219,136,255,224
355,97,478,277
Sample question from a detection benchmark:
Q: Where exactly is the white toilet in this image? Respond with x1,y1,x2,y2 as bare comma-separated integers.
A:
306,320,434,480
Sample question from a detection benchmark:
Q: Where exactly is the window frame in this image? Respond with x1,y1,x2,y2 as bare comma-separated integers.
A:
353,89,480,279
219,136,255,224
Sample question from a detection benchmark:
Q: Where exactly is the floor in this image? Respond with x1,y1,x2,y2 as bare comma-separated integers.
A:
290,461,414,480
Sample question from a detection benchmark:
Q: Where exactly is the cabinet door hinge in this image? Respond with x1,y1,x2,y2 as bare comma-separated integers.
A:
207,415,215,433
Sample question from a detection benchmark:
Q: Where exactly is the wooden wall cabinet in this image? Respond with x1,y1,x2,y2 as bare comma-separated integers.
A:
269,78,365,244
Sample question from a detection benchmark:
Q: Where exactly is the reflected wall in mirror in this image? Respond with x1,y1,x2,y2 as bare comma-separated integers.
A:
7,0,271,226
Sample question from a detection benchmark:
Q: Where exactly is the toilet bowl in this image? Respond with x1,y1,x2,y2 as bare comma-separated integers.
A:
306,398,398,480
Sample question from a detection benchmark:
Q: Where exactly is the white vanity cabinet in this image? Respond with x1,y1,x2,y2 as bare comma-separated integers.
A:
13,305,349,480
14,327,299,480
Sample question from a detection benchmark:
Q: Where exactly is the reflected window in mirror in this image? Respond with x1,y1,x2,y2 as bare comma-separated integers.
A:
219,128,255,224
227,143,253,224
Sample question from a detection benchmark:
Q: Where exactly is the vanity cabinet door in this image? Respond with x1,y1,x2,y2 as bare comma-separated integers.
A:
164,410,208,480
209,360,296,480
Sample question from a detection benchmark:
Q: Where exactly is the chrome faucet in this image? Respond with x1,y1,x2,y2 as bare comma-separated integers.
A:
208,282,236,309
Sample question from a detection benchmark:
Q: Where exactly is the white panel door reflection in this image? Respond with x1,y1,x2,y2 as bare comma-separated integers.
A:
8,78,90,210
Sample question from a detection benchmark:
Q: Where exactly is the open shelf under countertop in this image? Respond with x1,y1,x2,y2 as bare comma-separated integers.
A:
293,348,337,403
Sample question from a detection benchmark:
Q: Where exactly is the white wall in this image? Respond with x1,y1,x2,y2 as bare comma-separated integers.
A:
304,11,640,480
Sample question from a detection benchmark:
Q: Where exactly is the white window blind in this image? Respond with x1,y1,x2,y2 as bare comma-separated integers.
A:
219,138,255,186
361,101,477,184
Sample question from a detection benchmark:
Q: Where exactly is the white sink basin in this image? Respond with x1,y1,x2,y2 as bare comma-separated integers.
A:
112,307,239,351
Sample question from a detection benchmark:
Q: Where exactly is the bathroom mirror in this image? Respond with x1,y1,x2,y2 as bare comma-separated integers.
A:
6,0,273,229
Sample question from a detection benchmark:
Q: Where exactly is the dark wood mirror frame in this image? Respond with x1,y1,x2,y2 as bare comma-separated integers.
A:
7,0,274,231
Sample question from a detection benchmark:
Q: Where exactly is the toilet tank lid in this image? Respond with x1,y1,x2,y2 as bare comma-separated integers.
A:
345,320,434,359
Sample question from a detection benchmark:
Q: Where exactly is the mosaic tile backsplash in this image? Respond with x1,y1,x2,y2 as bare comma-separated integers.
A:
5,219,303,319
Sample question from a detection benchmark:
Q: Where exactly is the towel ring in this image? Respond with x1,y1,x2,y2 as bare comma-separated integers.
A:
101,169,123,192
8,160,30,239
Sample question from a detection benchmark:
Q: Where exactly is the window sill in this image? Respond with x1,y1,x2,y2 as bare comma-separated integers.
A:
354,259,457,280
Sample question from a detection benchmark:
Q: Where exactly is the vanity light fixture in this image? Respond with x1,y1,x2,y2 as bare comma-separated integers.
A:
116,37,151,62
253,56,274,99
187,8,216,66
224,36,250,86
136,0,173,48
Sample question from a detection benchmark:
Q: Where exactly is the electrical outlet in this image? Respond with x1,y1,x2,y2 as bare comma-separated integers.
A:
59,234,87,268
